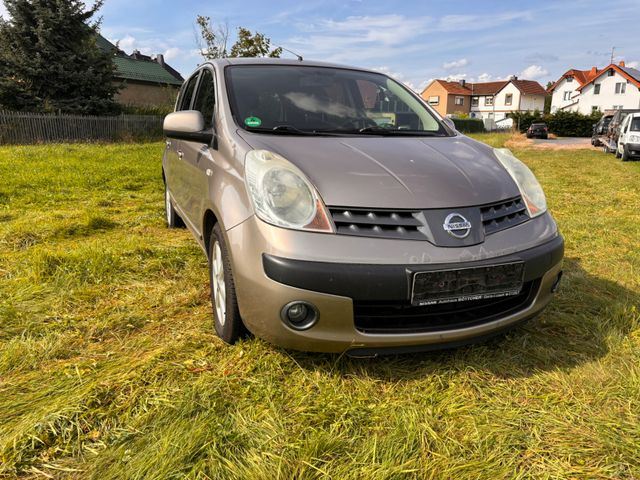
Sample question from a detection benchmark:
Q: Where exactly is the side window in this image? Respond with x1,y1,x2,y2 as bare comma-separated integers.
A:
192,69,216,130
178,73,200,111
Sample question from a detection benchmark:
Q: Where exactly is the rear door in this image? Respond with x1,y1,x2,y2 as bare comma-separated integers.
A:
167,72,200,216
179,67,217,232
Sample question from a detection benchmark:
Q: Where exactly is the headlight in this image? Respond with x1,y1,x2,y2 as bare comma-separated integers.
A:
629,134,640,143
493,148,547,218
245,150,334,232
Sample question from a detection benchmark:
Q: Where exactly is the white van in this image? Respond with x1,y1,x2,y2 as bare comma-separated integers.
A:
616,112,640,161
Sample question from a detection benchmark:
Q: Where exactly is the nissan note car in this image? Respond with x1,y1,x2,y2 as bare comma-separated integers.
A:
162,58,564,355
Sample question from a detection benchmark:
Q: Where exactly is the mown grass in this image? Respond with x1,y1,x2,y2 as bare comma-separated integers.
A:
0,138,639,479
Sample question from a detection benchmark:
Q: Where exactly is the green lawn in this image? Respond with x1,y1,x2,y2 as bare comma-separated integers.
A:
0,137,639,479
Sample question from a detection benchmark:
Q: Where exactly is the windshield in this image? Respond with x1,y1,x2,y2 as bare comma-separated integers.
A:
225,65,449,136
631,117,640,131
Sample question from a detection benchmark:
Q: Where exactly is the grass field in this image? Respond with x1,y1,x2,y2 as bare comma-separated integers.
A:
1,135,639,479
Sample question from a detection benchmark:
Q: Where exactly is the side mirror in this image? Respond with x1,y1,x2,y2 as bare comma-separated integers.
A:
164,110,214,144
443,117,456,131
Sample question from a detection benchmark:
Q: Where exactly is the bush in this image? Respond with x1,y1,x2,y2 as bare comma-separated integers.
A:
452,118,485,133
510,110,602,137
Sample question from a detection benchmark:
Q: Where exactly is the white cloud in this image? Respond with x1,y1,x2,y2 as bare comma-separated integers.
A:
442,58,469,70
520,64,549,80
435,11,534,32
164,47,182,61
626,61,639,69
444,73,468,82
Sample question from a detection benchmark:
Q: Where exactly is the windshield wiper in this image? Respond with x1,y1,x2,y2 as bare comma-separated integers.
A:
244,125,343,136
317,127,446,136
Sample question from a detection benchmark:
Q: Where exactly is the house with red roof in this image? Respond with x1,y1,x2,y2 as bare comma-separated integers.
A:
420,77,546,128
548,62,640,114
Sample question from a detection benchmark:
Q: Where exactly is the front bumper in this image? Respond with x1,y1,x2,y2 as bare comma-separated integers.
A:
226,213,563,353
626,143,640,157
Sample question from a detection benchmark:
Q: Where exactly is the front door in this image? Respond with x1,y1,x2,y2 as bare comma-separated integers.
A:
180,67,217,233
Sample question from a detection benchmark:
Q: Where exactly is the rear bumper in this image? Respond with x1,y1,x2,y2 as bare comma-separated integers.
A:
227,214,563,353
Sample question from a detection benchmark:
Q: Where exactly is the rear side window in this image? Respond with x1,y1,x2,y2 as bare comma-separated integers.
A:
192,69,216,130
631,117,640,131
178,73,200,111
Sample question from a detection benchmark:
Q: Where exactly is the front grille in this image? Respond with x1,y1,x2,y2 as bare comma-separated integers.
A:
353,280,538,334
480,197,529,235
328,196,529,241
328,207,426,240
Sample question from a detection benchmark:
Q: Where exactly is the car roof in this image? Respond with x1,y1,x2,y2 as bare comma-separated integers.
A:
204,57,379,74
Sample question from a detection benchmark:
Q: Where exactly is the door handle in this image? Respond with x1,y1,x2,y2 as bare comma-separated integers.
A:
177,150,184,160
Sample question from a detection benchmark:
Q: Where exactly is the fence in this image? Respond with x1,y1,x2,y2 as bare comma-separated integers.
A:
0,110,164,144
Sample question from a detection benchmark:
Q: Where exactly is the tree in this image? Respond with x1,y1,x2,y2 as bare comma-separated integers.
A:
195,15,229,60
229,28,282,58
195,16,282,59
0,0,119,114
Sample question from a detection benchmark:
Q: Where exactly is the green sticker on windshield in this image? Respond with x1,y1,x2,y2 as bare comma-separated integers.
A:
244,116,262,128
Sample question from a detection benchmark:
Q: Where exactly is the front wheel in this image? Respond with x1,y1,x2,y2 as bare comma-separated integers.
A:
622,145,630,162
208,223,246,344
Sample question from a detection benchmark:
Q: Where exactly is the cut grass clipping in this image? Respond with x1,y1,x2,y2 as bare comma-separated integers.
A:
0,138,639,479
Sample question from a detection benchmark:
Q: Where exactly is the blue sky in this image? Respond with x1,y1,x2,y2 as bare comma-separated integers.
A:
3,0,639,91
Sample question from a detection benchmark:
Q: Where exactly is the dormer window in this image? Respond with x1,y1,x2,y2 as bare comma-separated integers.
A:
566,76,573,82
608,69,615,77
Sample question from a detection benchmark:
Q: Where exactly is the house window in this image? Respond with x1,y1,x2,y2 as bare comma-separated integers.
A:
615,82,626,94
484,96,494,106
427,95,439,105
471,96,479,107
455,96,464,106
505,93,513,106
612,105,623,110
592,106,600,113
594,84,601,95
563,91,572,101
566,76,573,82
608,69,614,76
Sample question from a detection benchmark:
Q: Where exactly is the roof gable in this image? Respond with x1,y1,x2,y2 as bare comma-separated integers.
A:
577,63,640,91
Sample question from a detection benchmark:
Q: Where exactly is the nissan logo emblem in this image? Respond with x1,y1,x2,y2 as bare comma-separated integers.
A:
443,213,472,239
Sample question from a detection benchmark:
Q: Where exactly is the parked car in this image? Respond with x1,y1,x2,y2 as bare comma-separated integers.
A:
616,112,640,161
162,58,564,355
592,113,613,146
603,109,640,153
526,122,548,139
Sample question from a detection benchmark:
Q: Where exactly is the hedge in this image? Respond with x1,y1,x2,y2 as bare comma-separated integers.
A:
452,118,485,133
510,110,602,137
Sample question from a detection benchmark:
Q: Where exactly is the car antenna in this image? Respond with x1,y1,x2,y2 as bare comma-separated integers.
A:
278,47,303,62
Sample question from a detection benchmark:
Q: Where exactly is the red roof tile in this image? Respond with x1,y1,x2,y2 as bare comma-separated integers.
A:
511,80,547,96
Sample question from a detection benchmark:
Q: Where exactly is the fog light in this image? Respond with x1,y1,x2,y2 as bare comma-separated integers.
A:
551,271,563,293
281,301,319,330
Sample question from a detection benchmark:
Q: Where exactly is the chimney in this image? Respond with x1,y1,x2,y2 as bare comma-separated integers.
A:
510,75,518,81
590,66,598,76
156,54,165,67
619,60,626,67
459,79,466,87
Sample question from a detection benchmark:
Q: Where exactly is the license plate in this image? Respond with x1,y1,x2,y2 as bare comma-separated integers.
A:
411,262,524,306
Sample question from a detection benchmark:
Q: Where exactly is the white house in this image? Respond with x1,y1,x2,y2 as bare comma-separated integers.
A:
420,77,546,129
549,62,640,114
468,78,546,129
548,67,598,112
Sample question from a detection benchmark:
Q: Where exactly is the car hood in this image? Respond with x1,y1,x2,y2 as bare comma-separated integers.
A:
236,132,520,209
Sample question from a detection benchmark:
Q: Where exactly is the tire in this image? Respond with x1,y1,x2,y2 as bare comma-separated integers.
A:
208,223,246,344
616,148,622,159
622,145,630,162
542,134,548,140
165,182,185,228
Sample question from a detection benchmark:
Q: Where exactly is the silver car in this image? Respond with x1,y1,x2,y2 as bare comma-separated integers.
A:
162,58,563,355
